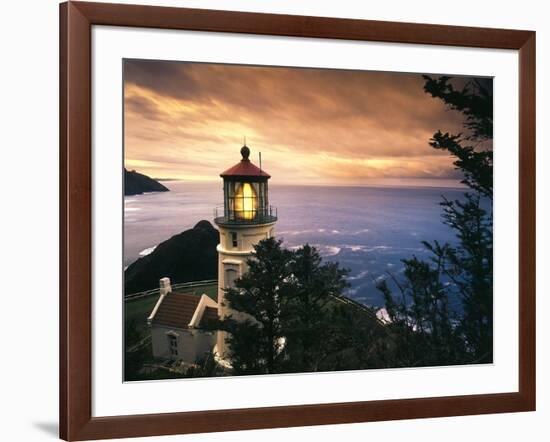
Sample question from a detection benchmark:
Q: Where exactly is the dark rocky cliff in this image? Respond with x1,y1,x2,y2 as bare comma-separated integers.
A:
124,220,219,294
125,168,169,196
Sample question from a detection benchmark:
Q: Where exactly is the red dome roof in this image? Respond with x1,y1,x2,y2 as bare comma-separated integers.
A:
220,145,271,179
220,159,270,179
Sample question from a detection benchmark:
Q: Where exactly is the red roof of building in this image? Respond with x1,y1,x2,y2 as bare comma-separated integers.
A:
220,159,270,178
152,291,219,329
152,292,200,329
220,145,271,179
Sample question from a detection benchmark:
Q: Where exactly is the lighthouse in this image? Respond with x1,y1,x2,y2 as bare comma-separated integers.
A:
214,143,277,359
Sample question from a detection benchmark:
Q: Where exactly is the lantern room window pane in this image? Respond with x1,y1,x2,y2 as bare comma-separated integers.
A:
234,182,258,220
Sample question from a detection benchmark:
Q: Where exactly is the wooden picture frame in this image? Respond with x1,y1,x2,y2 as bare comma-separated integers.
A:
59,1,536,440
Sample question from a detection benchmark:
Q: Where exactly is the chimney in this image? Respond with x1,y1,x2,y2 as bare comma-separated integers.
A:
159,277,172,296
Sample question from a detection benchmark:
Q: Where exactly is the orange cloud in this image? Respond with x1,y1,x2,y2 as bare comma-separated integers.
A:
124,60,491,186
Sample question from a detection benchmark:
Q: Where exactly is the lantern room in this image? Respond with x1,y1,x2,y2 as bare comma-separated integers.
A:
214,144,277,226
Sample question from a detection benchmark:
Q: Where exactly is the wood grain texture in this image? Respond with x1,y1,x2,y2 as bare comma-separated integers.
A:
75,1,531,49
518,33,536,409
60,2,92,440
74,392,530,440
59,1,536,440
59,4,68,438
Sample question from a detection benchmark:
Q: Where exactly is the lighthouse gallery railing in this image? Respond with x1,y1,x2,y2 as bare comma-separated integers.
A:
213,205,278,225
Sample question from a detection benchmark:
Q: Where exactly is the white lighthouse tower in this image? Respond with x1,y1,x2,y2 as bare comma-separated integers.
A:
214,143,277,359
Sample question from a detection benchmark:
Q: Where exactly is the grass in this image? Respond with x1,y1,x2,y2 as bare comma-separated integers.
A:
125,295,158,323
197,283,218,302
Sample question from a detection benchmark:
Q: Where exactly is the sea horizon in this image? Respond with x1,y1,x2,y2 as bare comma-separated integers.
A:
151,178,466,191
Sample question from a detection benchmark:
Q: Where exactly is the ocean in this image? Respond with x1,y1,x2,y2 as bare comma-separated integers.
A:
124,181,466,307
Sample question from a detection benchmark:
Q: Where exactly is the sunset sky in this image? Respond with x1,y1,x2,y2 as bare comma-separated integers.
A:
124,60,491,187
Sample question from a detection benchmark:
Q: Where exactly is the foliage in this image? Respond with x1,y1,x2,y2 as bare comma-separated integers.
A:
423,75,493,141
125,318,142,348
378,75,493,366
219,238,293,375
321,301,393,370
182,353,226,378
283,244,350,372
217,238,384,375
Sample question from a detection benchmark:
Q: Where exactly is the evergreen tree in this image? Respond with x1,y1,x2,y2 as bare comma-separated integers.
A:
218,239,353,375
378,75,493,365
283,244,349,372
377,250,466,366
219,237,292,375
323,300,392,370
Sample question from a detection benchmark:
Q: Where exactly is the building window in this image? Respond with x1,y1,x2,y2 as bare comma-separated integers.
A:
168,334,178,357
225,268,238,289
231,232,238,248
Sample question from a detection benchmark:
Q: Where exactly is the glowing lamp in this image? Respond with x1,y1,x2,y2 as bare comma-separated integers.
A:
234,182,258,220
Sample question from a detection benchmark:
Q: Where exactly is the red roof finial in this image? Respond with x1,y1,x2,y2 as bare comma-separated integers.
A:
240,144,250,161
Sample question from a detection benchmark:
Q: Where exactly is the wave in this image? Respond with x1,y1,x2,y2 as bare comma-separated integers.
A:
346,245,367,252
325,246,341,256
342,244,391,253
315,245,341,257
376,308,392,324
278,228,340,236
139,246,157,256
346,269,369,281
278,229,318,236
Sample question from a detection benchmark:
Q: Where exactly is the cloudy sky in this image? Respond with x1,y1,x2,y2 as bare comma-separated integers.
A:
124,60,489,187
